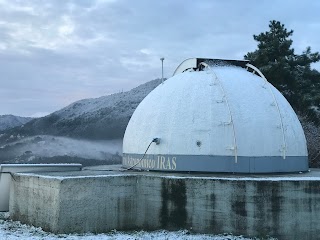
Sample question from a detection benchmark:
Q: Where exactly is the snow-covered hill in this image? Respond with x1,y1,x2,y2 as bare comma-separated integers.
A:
0,79,162,165
0,115,33,131
2,79,162,140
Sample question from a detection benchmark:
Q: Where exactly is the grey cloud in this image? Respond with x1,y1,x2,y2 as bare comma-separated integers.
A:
0,0,320,116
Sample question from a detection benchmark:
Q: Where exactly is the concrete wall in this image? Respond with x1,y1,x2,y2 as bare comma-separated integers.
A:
9,173,320,239
10,175,61,231
0,164,82,211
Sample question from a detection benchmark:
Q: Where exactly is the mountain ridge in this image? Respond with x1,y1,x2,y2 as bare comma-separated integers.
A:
1,79,162,140
0,115,33,131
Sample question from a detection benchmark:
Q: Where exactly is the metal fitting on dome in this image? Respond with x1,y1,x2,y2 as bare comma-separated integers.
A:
152,138,160,145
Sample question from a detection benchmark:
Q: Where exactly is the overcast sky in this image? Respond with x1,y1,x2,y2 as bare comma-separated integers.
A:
1,0,320,117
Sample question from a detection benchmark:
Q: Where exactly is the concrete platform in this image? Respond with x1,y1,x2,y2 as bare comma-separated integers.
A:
9,165,320,240
0,164,82,212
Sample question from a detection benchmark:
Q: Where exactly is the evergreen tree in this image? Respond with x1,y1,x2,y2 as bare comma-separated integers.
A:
245,20,320,123
245,20,295,90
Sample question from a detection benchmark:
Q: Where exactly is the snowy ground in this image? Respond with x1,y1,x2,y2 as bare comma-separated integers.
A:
0,218,274,240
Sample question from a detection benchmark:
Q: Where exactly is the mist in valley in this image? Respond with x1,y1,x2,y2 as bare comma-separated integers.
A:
0,135,122,166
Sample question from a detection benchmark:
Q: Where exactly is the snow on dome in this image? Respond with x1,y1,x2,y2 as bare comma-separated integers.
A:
122,60,308,173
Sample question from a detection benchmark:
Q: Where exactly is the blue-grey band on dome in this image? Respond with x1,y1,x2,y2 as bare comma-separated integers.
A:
122,153,308,173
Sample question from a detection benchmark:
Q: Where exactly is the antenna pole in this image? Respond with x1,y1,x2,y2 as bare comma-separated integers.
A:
160,57,164,84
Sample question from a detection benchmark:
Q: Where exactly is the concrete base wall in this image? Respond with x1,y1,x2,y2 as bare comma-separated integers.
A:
9,173,320,240
0,164,82,211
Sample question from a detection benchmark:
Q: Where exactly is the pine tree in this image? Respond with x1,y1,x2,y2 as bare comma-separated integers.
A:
245,20,320,123
245,20,295,90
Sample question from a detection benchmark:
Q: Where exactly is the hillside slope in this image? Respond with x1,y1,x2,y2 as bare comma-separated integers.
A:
0,115,33,131
2,79,162,140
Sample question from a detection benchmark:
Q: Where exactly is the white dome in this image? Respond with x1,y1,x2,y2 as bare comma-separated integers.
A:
123,65,308,173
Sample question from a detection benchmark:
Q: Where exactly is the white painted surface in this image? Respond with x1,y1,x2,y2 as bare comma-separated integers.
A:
123,66,307,157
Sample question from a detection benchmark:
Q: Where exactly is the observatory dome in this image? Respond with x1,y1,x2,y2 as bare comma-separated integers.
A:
122,59,308,173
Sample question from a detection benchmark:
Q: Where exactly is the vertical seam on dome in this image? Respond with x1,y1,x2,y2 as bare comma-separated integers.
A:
246,63,287,159
208,68,238,164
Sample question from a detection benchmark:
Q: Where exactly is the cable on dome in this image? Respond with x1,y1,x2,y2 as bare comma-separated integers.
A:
121,138,159,171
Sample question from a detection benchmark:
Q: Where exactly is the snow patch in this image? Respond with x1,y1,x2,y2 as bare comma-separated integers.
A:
0,219,271,239
17,171,320,181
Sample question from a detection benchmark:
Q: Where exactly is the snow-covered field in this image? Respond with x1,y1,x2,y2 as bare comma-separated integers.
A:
0,219,271,240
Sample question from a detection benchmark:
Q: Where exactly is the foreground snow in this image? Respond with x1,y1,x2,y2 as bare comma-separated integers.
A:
0,219,272,240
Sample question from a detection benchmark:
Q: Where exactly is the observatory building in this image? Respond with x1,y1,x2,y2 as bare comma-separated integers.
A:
3,59,320,240
123,58,308,173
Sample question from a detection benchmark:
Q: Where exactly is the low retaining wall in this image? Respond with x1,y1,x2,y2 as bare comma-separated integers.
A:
9,171,320,239
0,164,82,212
